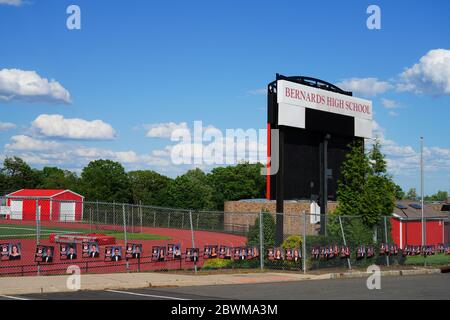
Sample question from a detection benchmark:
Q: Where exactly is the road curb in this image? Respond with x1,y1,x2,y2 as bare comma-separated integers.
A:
327,268,441,279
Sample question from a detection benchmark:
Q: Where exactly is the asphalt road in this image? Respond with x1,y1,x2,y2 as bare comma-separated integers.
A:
1,274,449,300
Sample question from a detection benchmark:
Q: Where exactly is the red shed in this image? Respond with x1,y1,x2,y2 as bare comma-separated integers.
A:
391,201,448,249
5,189,84,222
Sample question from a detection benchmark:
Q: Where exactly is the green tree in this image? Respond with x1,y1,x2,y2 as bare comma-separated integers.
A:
392,184,405,200
0,171,6,194
167,168,215,210
128,170,172,206
247,211,276,248
1,156,41,192
428,190,448,202
335,140,395,227
364,140,395,225
335,140,370,217
80,159,132,202
37,167,79,190
405,188,417,200
207,162,266,210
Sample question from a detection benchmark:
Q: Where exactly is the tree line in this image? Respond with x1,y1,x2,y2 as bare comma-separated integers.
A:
1,144,446,213
403,187,448,202
0,156,265,211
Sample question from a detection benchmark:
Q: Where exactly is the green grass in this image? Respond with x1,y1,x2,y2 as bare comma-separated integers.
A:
0,224,170,241
405,254,450,266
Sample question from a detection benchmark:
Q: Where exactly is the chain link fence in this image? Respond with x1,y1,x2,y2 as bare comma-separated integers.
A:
0,196,448,277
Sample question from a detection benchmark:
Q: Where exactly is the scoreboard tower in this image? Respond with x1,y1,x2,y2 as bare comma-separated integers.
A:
266,74,373,244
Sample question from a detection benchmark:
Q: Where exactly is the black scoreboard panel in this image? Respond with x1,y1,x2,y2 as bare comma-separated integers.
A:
269,127,357,201
305,108,354,137
269,107,361,201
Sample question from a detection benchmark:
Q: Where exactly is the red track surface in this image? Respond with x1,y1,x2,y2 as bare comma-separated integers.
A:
0,220,247,277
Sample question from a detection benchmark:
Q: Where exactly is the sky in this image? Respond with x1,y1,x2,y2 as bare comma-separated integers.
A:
0,0,449,195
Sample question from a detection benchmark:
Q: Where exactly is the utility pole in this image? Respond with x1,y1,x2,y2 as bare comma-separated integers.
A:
420,137,425,247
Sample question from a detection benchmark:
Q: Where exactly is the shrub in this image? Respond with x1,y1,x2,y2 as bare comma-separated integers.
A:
247,211,275,248
232,258,260,269
202,258,233,270
281,235,302,250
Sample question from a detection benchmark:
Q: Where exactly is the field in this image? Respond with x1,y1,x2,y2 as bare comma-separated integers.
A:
0,223,171,241
405,254,450,265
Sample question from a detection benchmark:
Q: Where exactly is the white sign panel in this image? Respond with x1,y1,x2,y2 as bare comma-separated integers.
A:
277,80,373,120
277,80,373,138
278,103,305,130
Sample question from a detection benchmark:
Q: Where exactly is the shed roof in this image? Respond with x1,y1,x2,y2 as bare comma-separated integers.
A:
6,189,84,199
393,200,448,220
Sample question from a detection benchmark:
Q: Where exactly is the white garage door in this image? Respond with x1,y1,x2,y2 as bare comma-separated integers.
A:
60,202,76,222
10,200,23,220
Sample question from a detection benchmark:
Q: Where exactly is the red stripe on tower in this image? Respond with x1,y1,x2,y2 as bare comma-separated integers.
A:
266,122,271,200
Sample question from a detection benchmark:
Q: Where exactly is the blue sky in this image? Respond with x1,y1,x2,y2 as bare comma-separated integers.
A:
0,0,449,195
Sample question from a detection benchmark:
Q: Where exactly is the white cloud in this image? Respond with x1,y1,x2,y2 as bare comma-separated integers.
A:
370,121,450,178
429,146,450,157
248,88,266,95
145,122,188,138
0,0,22,6
5,135,61,151
3,140,171,171
388,111,399,117
0,69,71,104
398,49,450,95
151,146,172,158
371,120,394,146
114,151,141,164
71,147,110,159
336,77,393,97
162,125,267,166
32,114,116,140
0,122,16,131
383,144,415,157
381,98,398,109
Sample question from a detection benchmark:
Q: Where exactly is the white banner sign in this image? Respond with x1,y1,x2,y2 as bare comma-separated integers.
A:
277,80,373,121
277,80,373,138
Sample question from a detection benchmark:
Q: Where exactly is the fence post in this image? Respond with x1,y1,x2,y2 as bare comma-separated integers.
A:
259,210,264,271
302,210,307,274
189,210,197,274
96,200,99,227
113,201,116,231
122,204,129,271
36,200,41,276
168,212,171,228
35,200,40,246
424,218,427,267
89,208,92,233
131,205,134,233
338,216,351,270
140,201,143,233
196,213,199,230
153,211,156,227
384,216,390,267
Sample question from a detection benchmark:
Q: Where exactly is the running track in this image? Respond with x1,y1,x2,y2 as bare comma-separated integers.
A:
0,219,247,276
